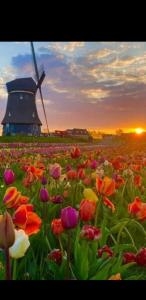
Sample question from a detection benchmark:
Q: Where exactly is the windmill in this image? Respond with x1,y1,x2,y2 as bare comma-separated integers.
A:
30,42,49,134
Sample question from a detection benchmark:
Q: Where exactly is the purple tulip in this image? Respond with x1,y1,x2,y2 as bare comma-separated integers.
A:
4,169,15,185
61,206,78,229
49,163,61,179
39,187,49,202
41,176,47,185
51,195,63,204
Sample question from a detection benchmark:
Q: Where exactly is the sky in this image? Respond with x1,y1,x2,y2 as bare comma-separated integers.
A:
0,41,146,133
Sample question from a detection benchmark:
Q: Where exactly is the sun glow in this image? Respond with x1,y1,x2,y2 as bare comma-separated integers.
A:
135,128,144,134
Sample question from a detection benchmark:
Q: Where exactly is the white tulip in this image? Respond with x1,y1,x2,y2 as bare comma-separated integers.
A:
9,229,30,259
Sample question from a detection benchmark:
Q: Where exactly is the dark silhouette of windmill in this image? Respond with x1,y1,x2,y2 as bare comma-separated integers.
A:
1,42,49,136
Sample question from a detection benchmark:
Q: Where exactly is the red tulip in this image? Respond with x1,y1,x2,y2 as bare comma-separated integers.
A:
123,252,136,264
51,219,64,235
136,248,146,267
80,225,101,240
71,147,81,159
79,199,96,222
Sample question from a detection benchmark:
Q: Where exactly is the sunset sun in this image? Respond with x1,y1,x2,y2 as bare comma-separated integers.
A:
135,128,144,134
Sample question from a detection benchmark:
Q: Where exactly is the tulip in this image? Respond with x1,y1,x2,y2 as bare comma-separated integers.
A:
3,187,21,209
83,188,98,202
90,160,98,169
51,219,64,235
71,147,81,159
51,195,63,204
136,248,146,267
67,169,78,180
80,225,101,241
79,199,96,222
123,252,136,264
39,187,49,202
61,206,78,229
0,212,15,249
4,169,15,185
134,175,142,187
9,229,30,259
41,176,47,185
98,245,113,258
48,249,62,265
103,196,115,213
49,163,61,179
13,204,42,236
96,176,115,197
128,197,146,221
108,273,122,280
77,168,85,179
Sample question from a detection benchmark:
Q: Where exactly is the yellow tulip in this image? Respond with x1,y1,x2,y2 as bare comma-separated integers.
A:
9,229,30,259
83,188,98,202
108,273,122,280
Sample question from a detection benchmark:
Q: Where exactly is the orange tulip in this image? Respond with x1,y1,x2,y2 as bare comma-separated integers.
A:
13,204,42,236
3,187,21,209
79,199,96,222
96,176,115,196
103,196,115,213
128,197,146,221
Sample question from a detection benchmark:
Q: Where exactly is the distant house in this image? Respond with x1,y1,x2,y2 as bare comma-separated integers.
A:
66,128,89,137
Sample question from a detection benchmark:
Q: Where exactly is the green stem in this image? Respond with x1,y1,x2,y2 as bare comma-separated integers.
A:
66,231,71,280
12,259,17,280
124,227,138,252
94,196,102,226
46,236,52,251
58,236,64,254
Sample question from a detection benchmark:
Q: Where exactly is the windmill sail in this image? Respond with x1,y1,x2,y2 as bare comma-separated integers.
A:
30,42,49,134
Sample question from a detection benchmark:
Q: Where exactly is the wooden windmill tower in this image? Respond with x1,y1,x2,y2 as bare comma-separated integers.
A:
1,42,49,136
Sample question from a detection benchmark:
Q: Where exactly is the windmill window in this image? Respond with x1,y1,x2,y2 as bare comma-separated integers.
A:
32,112,35,118
8,112,11,117
20,95,23,100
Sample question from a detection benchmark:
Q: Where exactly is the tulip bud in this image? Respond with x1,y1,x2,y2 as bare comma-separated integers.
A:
4,169,15,185
61,206,78,229
39,187,49,202
0,212,15,249
48,249,62,265
41,176,47,185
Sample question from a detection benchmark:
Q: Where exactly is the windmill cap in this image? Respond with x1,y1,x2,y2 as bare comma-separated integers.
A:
6,77,37,94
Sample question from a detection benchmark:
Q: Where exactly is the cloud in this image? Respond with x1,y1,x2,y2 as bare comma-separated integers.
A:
81,88,110,101
39,42,85,54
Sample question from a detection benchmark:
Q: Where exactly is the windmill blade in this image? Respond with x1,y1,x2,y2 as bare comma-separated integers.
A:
30,42,49,134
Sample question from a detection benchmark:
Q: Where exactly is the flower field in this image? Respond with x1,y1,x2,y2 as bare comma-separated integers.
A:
1,142,146,280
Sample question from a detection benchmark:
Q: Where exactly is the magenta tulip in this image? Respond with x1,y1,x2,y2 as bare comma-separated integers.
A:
4,169,15,185
39,187,49,202
61,206,78,229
